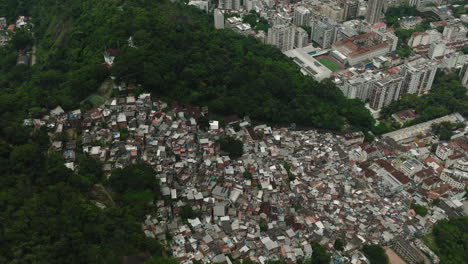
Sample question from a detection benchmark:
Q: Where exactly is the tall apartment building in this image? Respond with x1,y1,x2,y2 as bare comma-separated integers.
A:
366,0,384,25
342,0,359,21
267,24,296,52
338,71,376,100
428,39,448,59
443,23,468,41
459,62,468,86
218,0,240,10
401,57,437,95
293,6,310,26
322,4,345,22
214,9,225,29
295,27,308,48
310,18,338,48
244,0,255,11
369,74,403,110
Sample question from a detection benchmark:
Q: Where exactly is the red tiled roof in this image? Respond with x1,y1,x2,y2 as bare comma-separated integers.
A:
375,160,410,184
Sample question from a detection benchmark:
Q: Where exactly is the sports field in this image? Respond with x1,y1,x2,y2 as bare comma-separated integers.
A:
316,56,344,72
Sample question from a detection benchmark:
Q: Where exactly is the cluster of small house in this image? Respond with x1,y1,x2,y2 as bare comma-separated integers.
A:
24,93,467,264
0,16,32,65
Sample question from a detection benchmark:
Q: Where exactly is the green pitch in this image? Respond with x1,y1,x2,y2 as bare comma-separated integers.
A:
317,57,342,72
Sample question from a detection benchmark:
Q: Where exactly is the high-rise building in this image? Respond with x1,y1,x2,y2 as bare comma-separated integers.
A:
443,23,468,41
293,6,311,26
408,0,421,7
339,72,376,101
401,57,437,95
245,0,255,11
219,0,240,10
428,39,447,59
214,9,224,29
310,18,338,48
366,0,384,25
369,74,403,110
342,0,359,21
188,0,210,12
267,24,296,52
295,27,308,48
322,4,345,22
459,63,468,86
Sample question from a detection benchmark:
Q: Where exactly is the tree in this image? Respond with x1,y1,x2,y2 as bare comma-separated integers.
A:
109,163,157,194
219,136,244,159
362,245,389,264
77,154,103,183
259,219,268,232
311,243,331,264
11,29,33,50
180,205,200,220
431,217,468,264
334,239,344,251
411,203,428,216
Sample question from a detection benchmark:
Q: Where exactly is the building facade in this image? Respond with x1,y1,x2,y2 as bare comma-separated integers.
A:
366,0,384,25
401,57,437,95
310,18,338,48
293,6,311,26
459,62,468,86
267,24,296,52
214,9,224,29
295,27,308,48
369,74,403,110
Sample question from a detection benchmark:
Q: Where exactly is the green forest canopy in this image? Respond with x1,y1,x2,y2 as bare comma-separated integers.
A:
429,217,468,264
0,0,466,263
0,0,375,135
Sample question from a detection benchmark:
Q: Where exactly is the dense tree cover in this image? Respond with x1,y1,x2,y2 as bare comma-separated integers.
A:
362,245,389,264
431,217,468,264
219,136,244,159
450,0,468,18
310,243,332,264
380,71,468,126
242,10,269,32
108,163,159,218
334,239,344,251
180,205,201,221
431,121,466,140
385,5,417,28
1,0,376,139
411,203,429,217
384,5,432,58
0,128,166,263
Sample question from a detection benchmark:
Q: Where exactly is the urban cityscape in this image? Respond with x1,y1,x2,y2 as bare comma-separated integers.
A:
0,0,467,264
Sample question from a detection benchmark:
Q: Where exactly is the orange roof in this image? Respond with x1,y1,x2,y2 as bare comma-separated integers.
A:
7,24,15,31
372,22,386,28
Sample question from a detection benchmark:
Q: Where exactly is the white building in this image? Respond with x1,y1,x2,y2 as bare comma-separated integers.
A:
293,6,311,26
267,24,296,52
310,18,338,48
335,69,378,101
366,0,384,25
443,22,468,41
219,0,240,10
436,143,453,161
459,62,468,86
428,39,449,59
284,46,333,81
295,27,308,48
188,0,209,12
401,57,437,95
369,74,403,110
214,9,225,29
